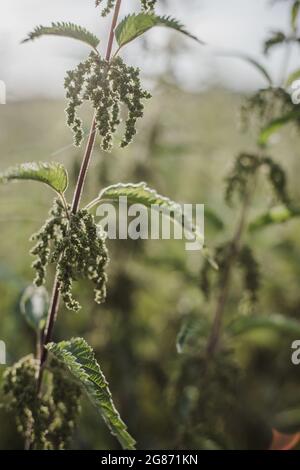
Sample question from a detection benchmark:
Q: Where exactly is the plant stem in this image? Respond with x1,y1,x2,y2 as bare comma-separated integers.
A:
36,0,123,395
206,187,252,356
105,0,122,62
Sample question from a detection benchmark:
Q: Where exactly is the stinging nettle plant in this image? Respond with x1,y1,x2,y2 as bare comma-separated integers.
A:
0,0,204,450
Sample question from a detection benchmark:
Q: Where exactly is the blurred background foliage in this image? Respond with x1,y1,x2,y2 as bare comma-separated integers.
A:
1,0,300,450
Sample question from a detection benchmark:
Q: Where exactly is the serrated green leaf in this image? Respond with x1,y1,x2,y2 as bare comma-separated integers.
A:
115,13,204,50
22,22,100,50
87,182,219,268
89,182,204,245
292,1,300,32
249,205,300,231
0,162,68,194
227,314,300,337
258,110,300,146
217,52,272,86
46,337,136,450
20,285,49,331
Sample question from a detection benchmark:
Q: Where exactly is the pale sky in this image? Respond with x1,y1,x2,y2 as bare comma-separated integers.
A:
0,0,299,100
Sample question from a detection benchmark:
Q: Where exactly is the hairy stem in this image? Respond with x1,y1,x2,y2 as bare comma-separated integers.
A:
36,0,123,395
206,187,252,356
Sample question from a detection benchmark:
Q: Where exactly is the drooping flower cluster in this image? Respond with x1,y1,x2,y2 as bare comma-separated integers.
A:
225,153,260,205
237,245,260,304
3,355,40,447
241,87,300,132
200,243,231,300
95,0,116,17
30,198,109,312
53,208,109,311
141,0,157,11
95,0,156,16
64,52,151,151
200,242,261,306
30,198,68,287
46,359,82,449
261,156,290,206
225,153,290,206
2,355,81,450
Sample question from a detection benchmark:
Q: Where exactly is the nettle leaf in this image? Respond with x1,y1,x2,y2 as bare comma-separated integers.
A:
92,182,204,244
98,181,184,206
88,182,218,268
258,110,300,146
22,22,100,50
227,314,300,337
115,13,203,50
46,337,136,450
0,162,68,194
249,205,300,231
20,285,49,331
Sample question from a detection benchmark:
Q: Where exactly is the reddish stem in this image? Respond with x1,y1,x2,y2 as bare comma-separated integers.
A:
37,0,123,394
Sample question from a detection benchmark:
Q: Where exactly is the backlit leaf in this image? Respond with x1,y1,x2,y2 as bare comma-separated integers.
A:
22,22,100,50
0,162,68,194
115,13,204,49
